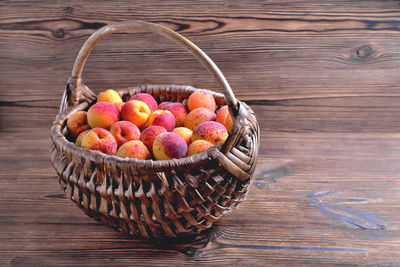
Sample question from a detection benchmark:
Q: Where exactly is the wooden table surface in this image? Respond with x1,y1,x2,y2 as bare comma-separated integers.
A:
1,1,400,266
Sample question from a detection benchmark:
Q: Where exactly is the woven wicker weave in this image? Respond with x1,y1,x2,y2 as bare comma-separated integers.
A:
50,21,260,239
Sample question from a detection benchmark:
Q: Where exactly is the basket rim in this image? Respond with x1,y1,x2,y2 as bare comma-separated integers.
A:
51,84,247,174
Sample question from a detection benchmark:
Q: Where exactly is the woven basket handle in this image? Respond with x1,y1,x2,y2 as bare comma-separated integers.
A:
66,20,238,111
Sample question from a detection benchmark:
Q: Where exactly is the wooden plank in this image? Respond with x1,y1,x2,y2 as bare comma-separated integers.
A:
4,95,400,133
2,32,400,100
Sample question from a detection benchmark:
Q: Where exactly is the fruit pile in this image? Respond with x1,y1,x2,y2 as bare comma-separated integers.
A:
67,89,233,160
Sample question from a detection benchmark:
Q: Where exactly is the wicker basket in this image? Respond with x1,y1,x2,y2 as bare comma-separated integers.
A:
50,20,260,239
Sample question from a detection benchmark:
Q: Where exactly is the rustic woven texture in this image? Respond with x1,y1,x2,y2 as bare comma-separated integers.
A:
50,84,259,238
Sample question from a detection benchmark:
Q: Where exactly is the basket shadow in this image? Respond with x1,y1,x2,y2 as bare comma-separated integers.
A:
126,225,219,256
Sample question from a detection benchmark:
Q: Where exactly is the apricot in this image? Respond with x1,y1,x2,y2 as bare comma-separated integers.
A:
81,128,117,155
172,127,192,146
158,101,172,110
97,89,123,104
163,103,188,127
121,100,151,128
187,90,216,112
146,110,176,132
67,111,90,138
184,107,216,130
114,101,124,112
140,126,167,150
191,121,228,145
153,132,188,160
75,129,90,147
129,93,158,112
116,140,151,160
87,102,120,130
110,121,141,147
187,140,213,156
216,105,234,133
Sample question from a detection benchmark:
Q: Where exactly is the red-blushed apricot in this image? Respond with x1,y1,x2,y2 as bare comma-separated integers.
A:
164,102,188,127
191,121,228,145
158,101,172,110
187,90,216,112
75,129,90,147
114,101,124,112
81,128,117,155
146,110,176,132
121,100,151,128
172,127,192,146
67,111,90,138
116,140,151,160
97,89,123,104
153,132,188,160
87,102,120,130
184,107,216,130
187,140,214,156
140,126,167,150
216,105,234,133
129,93,158,112
110,121,141,147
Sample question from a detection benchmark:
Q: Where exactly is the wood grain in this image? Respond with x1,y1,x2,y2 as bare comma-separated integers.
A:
1,0,400,266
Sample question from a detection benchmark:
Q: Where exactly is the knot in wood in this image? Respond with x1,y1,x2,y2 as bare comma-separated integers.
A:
355,45,372,59
64,6,74,14
54,28,66,39
180,247,200,257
